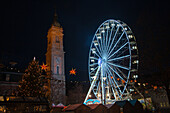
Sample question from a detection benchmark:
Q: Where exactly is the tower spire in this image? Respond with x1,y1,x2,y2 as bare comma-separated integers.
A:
52,10,60,27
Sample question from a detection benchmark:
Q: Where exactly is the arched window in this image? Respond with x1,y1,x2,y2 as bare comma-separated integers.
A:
56,65,59,74
56,36,60,43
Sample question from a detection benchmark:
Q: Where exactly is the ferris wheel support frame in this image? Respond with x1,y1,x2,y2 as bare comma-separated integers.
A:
84,66,101,103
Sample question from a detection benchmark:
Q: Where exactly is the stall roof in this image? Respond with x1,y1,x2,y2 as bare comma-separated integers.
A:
115,101,126,107
87,104,100,109
64,104,82,111
129,100,137,106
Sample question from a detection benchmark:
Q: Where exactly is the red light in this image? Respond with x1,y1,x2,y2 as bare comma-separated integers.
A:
69,68,76,75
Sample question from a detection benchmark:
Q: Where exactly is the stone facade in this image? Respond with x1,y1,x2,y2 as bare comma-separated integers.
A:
46,14,65,104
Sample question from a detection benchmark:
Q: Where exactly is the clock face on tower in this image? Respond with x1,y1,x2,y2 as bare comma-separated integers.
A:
56,57,60,64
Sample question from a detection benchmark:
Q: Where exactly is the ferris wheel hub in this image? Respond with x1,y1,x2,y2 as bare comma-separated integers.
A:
98,58,102,66
98,57,107,66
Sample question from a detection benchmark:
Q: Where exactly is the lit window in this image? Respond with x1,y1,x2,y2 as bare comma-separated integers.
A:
160,103,163,107
163,102,166,107
167,102,169,106
0,96,4,101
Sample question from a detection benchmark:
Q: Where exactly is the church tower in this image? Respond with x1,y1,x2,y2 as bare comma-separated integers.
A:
46,12,65,104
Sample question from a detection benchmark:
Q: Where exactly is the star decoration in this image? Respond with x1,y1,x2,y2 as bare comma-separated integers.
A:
69,68,76,75
41,63,47,70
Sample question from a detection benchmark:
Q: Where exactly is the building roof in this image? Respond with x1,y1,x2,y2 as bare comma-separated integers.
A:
55,103,65,108
63,104,83,111
52,11,60,27
87,104,100,109
104,104,114,109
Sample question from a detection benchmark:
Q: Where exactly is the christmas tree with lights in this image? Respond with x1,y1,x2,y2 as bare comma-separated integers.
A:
17,58,45,97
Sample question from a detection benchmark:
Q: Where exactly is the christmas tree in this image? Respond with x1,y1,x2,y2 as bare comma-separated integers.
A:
17,58,45,97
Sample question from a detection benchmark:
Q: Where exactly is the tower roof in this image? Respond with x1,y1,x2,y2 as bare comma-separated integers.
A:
52,11,60,27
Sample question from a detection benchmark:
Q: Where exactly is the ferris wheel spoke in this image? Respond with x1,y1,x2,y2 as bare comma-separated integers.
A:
105,25,109,52
107,63,127,83
95,35,103,55
96,37,102,53
89,63,98,67
108,42,128,59
115,67,127,79
99,33,104,55
99,26,105,54
90,57,99,61
107,31,125,57
89,66,99,74
93,42,102,57
102,25,106,52
107,73,117,99
106,25,114,53
106,66,123,96
106,65,121,89
108,77,118,99
93,78,100,95
115,47,129,58
107,26,120,55
92,51,101,58
106,68,118,89
108,55,130,62
107,62,129,71
96,81,100,95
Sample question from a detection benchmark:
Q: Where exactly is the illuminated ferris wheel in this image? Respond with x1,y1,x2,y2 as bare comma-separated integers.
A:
84,19,139,104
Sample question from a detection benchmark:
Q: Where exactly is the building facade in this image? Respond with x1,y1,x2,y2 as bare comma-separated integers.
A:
0,64,23,95
46,13,66,104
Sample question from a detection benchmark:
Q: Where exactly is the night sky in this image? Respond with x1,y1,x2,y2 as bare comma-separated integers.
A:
0,0,169,81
